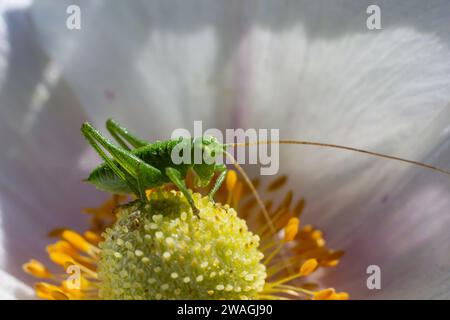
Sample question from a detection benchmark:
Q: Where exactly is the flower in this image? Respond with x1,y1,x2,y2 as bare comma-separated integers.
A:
23,171,348,300
2,1,450,299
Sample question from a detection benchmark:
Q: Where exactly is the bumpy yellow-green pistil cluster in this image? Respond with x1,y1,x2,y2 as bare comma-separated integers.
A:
98,190,266,300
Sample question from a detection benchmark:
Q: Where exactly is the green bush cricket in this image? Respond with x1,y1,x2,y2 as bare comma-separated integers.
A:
81,119,228,214
81,119,450,217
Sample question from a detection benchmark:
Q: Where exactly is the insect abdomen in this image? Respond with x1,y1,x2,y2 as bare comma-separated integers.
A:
85,164,133,194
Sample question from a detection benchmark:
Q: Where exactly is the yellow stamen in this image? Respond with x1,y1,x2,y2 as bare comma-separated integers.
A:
23,260,52,279
226,170,237,192
284,217,299,242
299,259,318,276
333,292,350,300
62,230,98,256
47,240,78,257
226,170,237,204
35,283,63,300
84,231,102,245
51,290,70,300
313,288,335,300
274,191,293,214
47,228,67,238
293,198,305,216
49,252,74,266
83,194,127,217
266,175,287,192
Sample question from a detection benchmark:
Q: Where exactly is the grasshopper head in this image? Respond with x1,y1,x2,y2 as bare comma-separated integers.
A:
192,136,225,188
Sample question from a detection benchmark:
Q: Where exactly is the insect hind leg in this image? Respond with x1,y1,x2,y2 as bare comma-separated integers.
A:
81,122,162,200
81,122,139,195
106,118,148,150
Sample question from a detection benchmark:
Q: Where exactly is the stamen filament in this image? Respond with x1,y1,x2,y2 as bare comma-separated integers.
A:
266,256,303,277
276,284,315,295
265,271,306,289
257,294,289,300
263,241,285,266
260,240,278,253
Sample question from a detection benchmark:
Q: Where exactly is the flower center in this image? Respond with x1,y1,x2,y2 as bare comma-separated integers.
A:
98,190,266,300
23,171,349,300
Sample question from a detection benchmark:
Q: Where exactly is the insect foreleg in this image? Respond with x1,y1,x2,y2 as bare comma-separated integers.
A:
106,118,148,150
165,167,199,215
208,164,227,202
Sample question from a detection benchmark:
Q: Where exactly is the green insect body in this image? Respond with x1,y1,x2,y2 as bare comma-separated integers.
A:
81,119,228,214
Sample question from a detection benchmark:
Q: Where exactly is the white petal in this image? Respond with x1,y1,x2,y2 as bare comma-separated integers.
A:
0,1,449,299
0,6,103,297
231,2,450,298
318,158,450,299
30,0,229,137
0,269,34,299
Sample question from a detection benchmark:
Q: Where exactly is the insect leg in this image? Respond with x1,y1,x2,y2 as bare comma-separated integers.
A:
136,162,151,201
81,124,140,195
82,122,162,199
165,167,199,215
106,118,148,150
207,163,227,202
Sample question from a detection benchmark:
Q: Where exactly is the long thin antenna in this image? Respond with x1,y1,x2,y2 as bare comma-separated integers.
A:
223,151,277,238
228,140,450,176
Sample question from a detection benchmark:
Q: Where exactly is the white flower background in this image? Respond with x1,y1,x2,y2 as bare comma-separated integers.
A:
1,0,450,299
